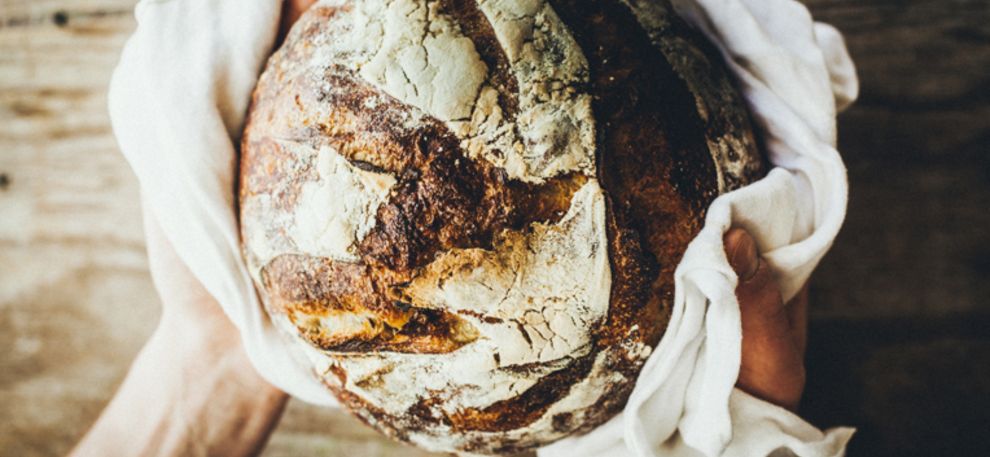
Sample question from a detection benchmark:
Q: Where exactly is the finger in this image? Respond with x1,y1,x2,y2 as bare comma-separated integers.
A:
725,228,760,282
724,229,805,411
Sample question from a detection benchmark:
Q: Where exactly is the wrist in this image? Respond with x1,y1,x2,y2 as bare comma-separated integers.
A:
121,316,287,457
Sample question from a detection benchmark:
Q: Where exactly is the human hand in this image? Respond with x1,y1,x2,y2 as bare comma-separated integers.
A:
724,228,808,412
73,3,325,455
70,203,288,457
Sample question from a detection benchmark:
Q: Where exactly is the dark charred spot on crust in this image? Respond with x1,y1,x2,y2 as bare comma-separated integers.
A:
551,412,574,432
356,123,517,272
325,81,586,274
407,397,454,427
282,68,586,276
350,159,389,174
359,137,591,273
456,309,506,324
327,364,348,385
510,173,590,224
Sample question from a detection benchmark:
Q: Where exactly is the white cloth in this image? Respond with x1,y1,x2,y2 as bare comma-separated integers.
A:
108,0,859,455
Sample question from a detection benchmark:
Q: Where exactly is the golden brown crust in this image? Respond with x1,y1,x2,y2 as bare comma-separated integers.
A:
239,0,763,454
558,0,718,349
260,254,480,353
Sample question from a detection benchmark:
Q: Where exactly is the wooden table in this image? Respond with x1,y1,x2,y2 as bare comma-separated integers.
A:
1,1,987,456
800,1,990,455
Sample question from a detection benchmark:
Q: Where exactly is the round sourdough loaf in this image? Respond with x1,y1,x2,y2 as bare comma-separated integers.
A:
239,0,764,454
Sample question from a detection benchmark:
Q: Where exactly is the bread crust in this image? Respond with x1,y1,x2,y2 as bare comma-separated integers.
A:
239,0,763,454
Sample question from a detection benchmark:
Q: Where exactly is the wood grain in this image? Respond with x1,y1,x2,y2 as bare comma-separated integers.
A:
0,1,437,456
800,1,990,455
1,0,988,456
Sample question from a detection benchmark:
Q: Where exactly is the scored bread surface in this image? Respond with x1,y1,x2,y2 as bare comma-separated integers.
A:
239,0,763,454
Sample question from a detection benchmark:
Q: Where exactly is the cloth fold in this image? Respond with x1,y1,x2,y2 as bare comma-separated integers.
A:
109,0,335,406
543,1,858,455
108,0,859,455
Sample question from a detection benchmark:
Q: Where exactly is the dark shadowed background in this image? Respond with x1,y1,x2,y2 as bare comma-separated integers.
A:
1,1,988,456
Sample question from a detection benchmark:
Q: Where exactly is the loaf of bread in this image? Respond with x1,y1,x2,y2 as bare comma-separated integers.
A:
239,0,763,454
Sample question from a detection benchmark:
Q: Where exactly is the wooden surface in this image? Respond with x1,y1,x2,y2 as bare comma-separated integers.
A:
798,1,990,455
1,1,987,456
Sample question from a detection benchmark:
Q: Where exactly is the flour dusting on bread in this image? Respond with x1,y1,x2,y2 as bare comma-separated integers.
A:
321,182,610,410
240,0,763,453
309,0,596,183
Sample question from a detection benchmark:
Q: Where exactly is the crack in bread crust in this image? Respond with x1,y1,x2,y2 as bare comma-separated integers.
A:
239,0,763,454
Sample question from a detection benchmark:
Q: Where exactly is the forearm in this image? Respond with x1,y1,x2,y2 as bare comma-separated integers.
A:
70,319,287,457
